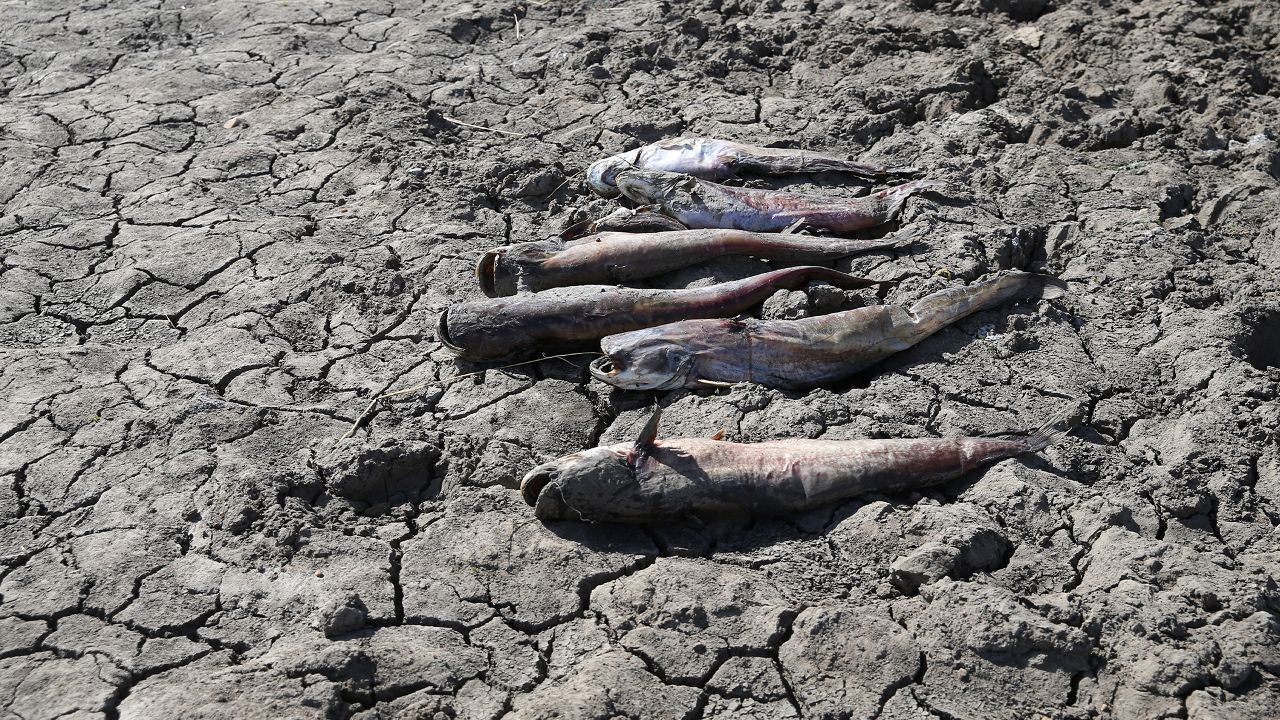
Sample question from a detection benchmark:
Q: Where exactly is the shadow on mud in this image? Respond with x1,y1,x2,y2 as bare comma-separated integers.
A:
1239,306,1280,370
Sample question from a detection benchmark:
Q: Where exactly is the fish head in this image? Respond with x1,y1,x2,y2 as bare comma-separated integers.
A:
476,242,560,296
615,169,696,206
586,157,628,198
591,326,701,391
520,446,637,520
436,309,466,354
586,149,643,198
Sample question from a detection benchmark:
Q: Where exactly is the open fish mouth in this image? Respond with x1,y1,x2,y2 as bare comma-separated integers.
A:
587,158,625,198
614,172,656,204
520,465,557,506
435,310,465,353
475,250,500,297
589,355,620,383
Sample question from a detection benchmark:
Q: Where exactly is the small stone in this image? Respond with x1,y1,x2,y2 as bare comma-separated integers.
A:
1081,82,1110,102
1005,26,1044,49
224,116,248,129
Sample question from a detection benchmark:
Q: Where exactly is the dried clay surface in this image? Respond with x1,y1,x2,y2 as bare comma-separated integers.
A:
2,1,1279,718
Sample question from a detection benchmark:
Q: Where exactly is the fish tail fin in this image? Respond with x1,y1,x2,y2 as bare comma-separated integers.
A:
815,159,924,180
992,402,1083,453
1033,275,1069,301
881,179,935,218
1024,407,1079,452
907,271,1066,333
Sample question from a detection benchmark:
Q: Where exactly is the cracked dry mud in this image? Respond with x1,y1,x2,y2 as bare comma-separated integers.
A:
1,0,1279,718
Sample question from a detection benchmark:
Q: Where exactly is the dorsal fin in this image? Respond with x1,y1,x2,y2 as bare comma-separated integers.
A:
626,406,663,468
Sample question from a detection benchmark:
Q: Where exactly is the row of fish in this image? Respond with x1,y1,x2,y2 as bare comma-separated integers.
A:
431,137,1073,522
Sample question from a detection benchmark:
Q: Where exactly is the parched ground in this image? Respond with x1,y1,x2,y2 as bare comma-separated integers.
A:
2,0,1279,718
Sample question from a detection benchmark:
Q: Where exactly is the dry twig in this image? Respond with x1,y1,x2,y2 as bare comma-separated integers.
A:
441,114,525,137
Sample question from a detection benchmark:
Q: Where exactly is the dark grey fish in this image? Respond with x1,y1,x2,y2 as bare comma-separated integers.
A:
590,272,1066,390
587,137,920,198
477,229,904,297
521,407,1074,522
615,169,932,234
438,266,888,362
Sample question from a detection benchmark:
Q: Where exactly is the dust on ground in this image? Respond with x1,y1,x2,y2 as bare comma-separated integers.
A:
2,0,1279,718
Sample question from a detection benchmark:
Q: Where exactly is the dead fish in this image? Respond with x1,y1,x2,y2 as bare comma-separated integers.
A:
559,206,688,240
438,266,888,362
477,229,905,297
520,406,1074,522
615,169,932,234
590,271,1066,390
586,137,920,198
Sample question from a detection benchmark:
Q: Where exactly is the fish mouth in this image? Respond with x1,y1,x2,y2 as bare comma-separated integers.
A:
589,356,621,383
614,172,655,204
520,466,572,520
436,310,465,354
476,250,500,297
520,465,558,507
589,354,688,391
586,158,624,198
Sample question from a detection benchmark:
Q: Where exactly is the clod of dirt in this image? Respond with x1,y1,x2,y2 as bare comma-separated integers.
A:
317,439,440,506
760,289,809,320
314,593,369,638
889,526,1011,593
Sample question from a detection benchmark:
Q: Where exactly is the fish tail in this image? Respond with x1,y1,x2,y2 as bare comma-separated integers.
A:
907,271,1066,333
747,266,889,294
808,159,923,180
1023,405,1081,451
880,179,935,219
989,402,1083,453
